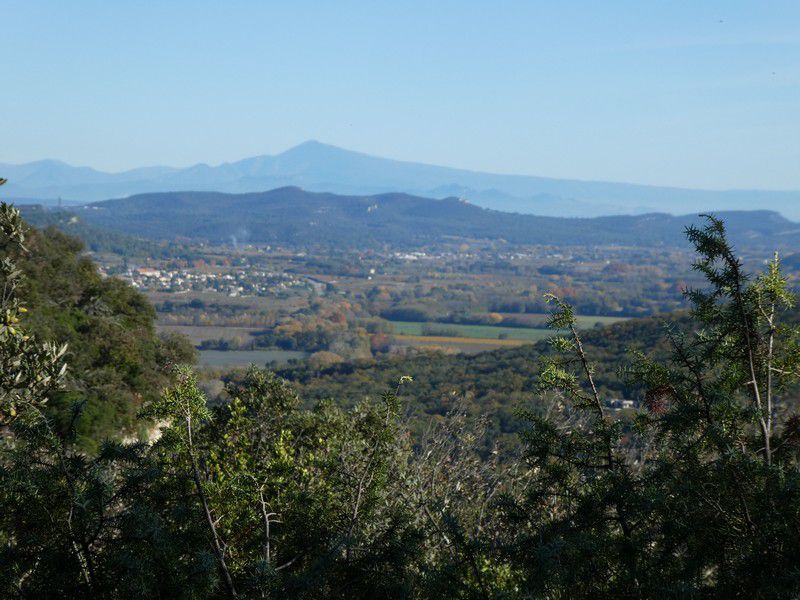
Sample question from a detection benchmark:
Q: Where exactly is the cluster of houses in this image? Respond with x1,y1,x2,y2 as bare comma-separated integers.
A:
605,398,637,411
120,266,309,297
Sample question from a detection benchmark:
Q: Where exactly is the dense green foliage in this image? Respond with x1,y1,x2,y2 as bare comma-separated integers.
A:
74,187,800,251
273,313,680,449
13,217,195,447
499,219,800,597
3,189,800,598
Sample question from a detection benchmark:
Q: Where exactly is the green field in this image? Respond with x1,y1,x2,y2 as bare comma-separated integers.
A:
494,312,629,328
388,321,554,342
387,315,627,342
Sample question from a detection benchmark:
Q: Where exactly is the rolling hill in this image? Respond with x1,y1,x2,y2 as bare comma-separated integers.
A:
64,187,800,251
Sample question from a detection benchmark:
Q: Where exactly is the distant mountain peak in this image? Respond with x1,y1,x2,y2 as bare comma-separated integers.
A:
3,143,799,219
277,140,360,159
290,139,327,149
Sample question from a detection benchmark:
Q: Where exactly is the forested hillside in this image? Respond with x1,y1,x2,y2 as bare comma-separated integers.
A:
20,204,170,257
14,222,195,447
61,187,800,250
274,312,684,446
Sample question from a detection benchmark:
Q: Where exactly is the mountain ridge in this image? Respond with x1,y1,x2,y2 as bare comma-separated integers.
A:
4,141,800,218
50,186,800,251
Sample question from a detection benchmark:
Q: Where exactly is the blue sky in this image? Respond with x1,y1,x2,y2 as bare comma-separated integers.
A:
2,1,799,189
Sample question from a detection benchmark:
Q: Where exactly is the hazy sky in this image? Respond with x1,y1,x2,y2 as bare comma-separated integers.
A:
2,1,799,189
